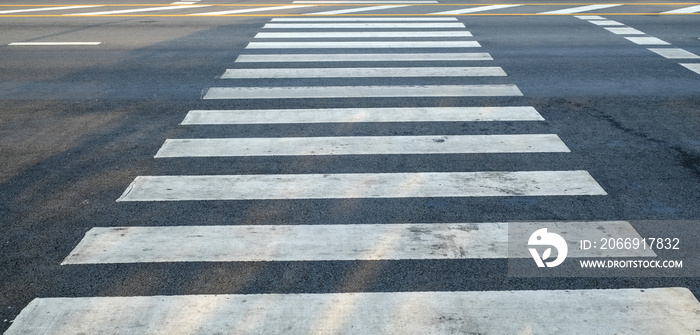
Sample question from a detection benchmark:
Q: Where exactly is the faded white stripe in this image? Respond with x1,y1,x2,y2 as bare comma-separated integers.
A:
8,289,700,334
155,134,569,157
62,221,651,264
181,107,544,125
235,53,492,62
305,5,410,15
220,67,504,78
116,171,606,201
294,0,437,3
588,20,624,26
189,5,314,15
539,4,622,15
431,4,522,15
203,84,522,99
254,31,473,38
245,41,480,48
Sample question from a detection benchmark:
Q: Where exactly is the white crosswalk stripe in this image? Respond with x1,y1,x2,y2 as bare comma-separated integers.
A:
154,134,569,157
181,107,544,124
203,85,522,99
254,31,473,38
662,4,700,14
235,52,492,62
221,67,505,78
116,171,606,201
271,17,458,21
64,221,653,264
8,289,700,334
245,41,480,48
263,22,466,28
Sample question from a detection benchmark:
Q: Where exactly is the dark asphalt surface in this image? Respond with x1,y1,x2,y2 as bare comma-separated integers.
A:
1,3,700,331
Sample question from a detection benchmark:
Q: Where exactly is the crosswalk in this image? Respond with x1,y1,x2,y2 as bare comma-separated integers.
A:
6,9,700,335
3,3,700,16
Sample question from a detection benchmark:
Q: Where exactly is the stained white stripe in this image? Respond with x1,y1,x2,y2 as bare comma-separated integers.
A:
270,17,457,21
235,53,492,62
431,4,522,15
189,5,314,15
67,5,210,15
263,22,465,28
62,221,651,264
155,134,569,157
604,27,645,35
254,31,473,38
662,5,700,14
539,4,622,15
588,20,624,26
0,5,102,14
8,42,102,46
203,85,523,99
221,67,504,78
181,107,544,125
9,289,699,334
648,48,700,59
116,171,606,201
246,41,480,48
680,63,700,75
305,5,410,15
624,36,670,45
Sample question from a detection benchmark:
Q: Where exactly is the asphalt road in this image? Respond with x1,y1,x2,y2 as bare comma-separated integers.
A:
1,1,699,332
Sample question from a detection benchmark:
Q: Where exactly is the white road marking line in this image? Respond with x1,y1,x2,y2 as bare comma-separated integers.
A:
155,134,569,157
294,1,437,3
62,221,651,264
66,5,211,15
662,5,700,14
203,84,522,99
305,4,410,15
0,5,102,14
680,63,700,75
647,48,700,59
189,5,315,15
221,67,504,78
245,41,480,48
116,171,606,201
575,15,605,20
8,42,102,46
270,17,457,21
538,4,622,15
624,36,670,45
430,4,522,15
604,27,645,35
9,289,699,334
171,1,196,4
181,106,544,125
254,31,473,38
263,22,466,28
235,53,492,62
588,20,624,26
